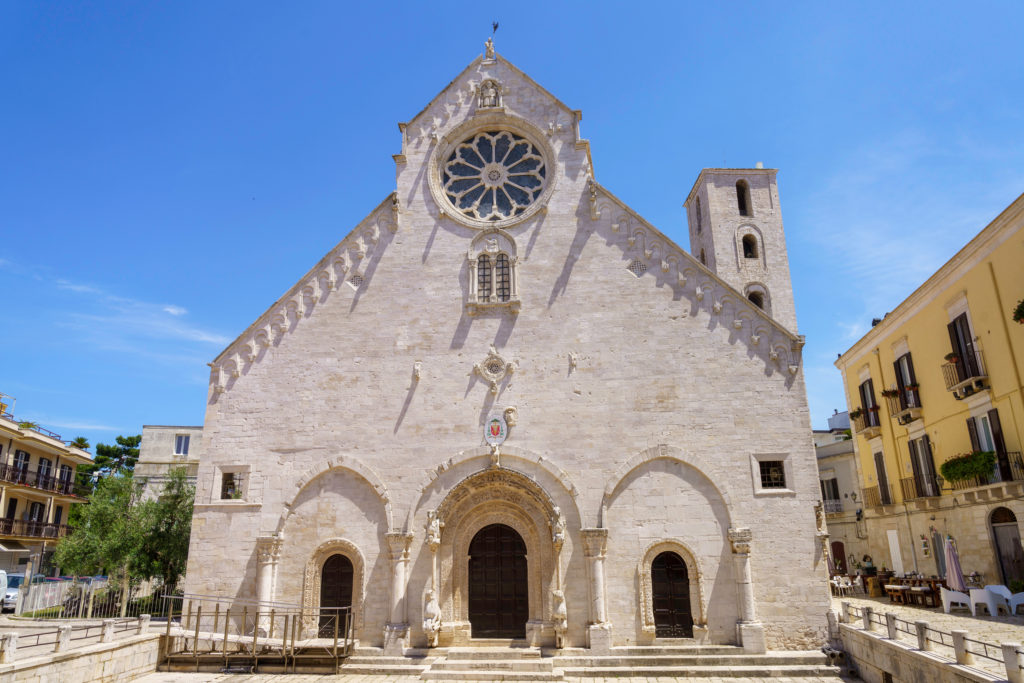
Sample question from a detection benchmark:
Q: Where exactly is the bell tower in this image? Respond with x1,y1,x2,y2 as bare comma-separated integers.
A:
684,167,797,332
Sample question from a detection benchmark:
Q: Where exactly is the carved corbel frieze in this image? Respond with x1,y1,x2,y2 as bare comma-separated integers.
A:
503,406,518,427
732,319,744,330
694,286,704,302
712,301,723,314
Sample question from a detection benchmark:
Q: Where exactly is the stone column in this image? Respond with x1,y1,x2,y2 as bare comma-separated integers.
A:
580,528,611,652
728,527,765,654
255,535,283,636
423,511,442,647
383,531,413,655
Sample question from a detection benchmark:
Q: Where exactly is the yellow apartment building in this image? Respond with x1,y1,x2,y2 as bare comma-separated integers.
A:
835,192,1024,585
0,394,92,574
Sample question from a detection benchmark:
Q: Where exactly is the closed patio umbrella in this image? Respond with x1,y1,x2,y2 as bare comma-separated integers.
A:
944,536,967,592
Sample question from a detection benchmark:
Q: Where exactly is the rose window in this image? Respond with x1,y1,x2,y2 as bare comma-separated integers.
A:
442,131,546,222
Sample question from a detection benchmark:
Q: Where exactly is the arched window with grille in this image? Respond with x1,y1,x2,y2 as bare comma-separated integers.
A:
477,255,492,303
495,254,511,302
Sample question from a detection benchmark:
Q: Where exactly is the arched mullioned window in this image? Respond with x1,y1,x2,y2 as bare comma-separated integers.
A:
742,234,758,259
467,231,520,314
736,180,752,217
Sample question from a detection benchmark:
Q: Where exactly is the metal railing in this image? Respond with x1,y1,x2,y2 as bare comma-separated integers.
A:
851,408,882,434
160,593,354,673
0,518,72,539
900,476,940,501
823,498,843,513
0,616,147,662
843,602,1009,670
0,462,85,497
20,579,165,620
949,451,1024,491
941,349,987,392
863,484,893,507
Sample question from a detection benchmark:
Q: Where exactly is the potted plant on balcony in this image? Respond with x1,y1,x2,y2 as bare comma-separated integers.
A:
1013,298,1024,325
905,383,920,392
944,352,960,363
880,389,899,398
849,408,863,420
939,450,996,483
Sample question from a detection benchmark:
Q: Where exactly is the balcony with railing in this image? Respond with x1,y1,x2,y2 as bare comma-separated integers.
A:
822,498,843,514
882,387,922,425
851,407,882,439
899,476,940,501
0,463,85,498
941,349,988,399
0,518,73,540
863,484,893,508
949,451,1024,491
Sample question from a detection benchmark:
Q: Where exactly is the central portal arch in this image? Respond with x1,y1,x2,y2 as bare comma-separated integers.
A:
468,523,528,638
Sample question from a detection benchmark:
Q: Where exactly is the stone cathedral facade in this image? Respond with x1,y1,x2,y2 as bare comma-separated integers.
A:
184,43,830,654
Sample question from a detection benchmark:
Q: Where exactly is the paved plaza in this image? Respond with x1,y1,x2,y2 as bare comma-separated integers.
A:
133,676,858,683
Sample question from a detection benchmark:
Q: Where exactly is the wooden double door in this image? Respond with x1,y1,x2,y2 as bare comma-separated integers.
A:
319,554,354,637
468,524,528,638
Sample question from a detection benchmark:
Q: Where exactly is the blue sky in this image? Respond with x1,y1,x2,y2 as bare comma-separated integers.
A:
2,2,1022,451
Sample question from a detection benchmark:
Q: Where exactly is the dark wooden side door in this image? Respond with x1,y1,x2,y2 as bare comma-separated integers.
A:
992,508,1024,585
319,554,354,637
652,551,693,638
468,524,528,638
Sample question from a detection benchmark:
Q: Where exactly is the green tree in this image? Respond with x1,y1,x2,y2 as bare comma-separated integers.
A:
133,467,195,593
54,474,144,578
69,436,91,450
76,434,141,492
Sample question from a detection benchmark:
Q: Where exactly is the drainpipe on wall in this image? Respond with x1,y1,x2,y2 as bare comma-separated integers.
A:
902,502,920,574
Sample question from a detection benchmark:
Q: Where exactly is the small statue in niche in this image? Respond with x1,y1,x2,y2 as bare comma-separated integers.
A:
423,589,441,647
426,510,442,549
485,36,495,60
551,589,567,648
551,507,566,550
479,79,501,109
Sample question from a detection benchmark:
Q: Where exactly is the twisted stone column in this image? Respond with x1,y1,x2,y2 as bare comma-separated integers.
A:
728,527,765,653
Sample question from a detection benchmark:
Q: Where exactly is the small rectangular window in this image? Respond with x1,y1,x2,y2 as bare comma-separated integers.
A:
174,435,190,456
759,460,786,488
221,472,242,499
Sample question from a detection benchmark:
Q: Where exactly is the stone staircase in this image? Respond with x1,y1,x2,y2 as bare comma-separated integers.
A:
340,643,842,680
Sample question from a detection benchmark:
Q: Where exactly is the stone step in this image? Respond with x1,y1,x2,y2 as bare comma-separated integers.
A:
422,670,564,681
339,664,433,675
559,664,841,678
431,659,554,672
602,645,743,655
446,646,543,660
345,655,433,665
554,653,829,667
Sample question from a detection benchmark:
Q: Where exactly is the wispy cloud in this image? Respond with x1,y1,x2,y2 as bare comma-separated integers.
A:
163,305,187,316
39,418,120,432
837,320,867,341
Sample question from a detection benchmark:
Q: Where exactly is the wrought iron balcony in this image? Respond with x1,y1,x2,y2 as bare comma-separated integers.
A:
0,518,73,539
822,499,843,514
941,349,988,399
949,451,1024,491
863,484,893,508
900,476,941,501
0,463,85,498
851,407,882,439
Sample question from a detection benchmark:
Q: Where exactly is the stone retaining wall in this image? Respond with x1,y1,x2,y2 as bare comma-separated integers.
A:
0,633,161,682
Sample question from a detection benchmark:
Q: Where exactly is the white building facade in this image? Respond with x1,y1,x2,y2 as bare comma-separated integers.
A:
185,46,829,654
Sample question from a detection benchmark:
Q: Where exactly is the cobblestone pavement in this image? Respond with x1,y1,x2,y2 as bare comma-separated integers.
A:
133,677,858,683
835,594,1024,676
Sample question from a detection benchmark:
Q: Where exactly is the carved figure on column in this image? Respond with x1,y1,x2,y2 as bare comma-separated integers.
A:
551,507,566,550
551,589,568,648
423,589,441,647
426,510,442,550
478,79,501,108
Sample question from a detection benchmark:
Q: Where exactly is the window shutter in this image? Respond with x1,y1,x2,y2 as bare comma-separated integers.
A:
906,353,918,384
908,439,923,493
967,417,981,452
921,435,938,485
893,360,905,392
947,320,960,357
988,409,1006,455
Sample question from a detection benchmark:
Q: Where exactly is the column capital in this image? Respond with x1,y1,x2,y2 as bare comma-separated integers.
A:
385,531,414,559
580,528,608,557
256,535,283,564
728,527,752,554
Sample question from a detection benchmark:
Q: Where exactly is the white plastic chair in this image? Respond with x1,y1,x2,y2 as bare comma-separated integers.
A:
852,575,864,594
941,586,970,614
968,588,1009,616
984,585,1019,614
837,576,853,596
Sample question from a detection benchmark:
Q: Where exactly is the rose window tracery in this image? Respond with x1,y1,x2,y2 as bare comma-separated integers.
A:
442,131,546,222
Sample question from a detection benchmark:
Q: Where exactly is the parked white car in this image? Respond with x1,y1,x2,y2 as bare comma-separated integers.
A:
3,573,24,612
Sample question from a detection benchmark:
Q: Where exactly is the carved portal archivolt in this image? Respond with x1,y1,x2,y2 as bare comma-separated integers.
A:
638,540,706,636
434,468,562,645
302,538,365,638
